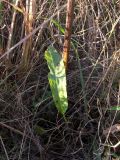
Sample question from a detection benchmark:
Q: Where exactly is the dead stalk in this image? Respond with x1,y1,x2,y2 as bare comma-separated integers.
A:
0,4,67,61
22,0,36,69
6,0,19,63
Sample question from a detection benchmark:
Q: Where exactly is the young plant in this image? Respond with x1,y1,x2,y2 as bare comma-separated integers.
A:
51,19,88,111
45,46,68,117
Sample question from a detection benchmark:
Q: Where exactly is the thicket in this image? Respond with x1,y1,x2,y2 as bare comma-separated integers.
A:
0,0,120,159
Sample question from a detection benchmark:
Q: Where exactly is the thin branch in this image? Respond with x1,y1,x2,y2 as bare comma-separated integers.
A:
0,136,10,160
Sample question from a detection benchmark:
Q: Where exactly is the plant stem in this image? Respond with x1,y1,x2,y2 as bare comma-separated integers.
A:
63,0,75,69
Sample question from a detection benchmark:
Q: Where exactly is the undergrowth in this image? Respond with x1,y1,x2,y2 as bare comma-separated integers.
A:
0,0,120,160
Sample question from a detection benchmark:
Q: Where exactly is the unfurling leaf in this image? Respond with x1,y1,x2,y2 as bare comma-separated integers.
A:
45,46,68,115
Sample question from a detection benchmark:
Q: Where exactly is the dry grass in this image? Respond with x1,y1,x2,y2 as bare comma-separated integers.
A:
0,0,120,159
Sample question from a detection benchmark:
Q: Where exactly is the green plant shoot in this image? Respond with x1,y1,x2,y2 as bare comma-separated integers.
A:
45,46,68,116
109,106,120,111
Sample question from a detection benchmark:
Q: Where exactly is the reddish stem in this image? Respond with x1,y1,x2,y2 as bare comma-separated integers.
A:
63,0,75,69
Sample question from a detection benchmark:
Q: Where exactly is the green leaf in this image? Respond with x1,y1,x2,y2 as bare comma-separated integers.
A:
51,19,65,34
109,106,120,111
0,2,3,24
45,46,68,115
34,125,46,135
